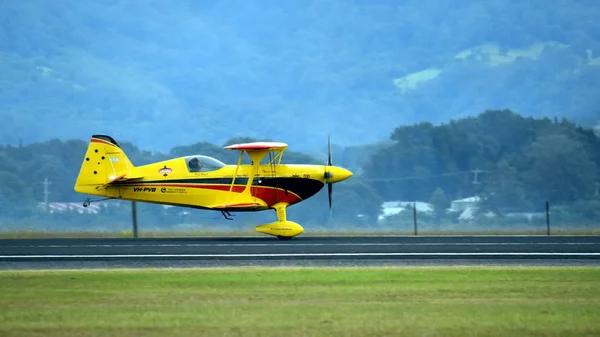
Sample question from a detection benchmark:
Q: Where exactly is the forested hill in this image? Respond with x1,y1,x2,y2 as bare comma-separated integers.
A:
1,0,600,152
364,110,600,213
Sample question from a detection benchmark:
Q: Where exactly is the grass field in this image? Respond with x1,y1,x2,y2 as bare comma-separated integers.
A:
0,267,599,336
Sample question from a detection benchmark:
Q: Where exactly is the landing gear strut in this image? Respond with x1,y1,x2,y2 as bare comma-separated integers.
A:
221,210,234,220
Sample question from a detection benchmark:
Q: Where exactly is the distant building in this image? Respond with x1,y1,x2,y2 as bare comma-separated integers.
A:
378,196,506,223
504,212,545,223
38,202,103,214
378,201,433,221
450,196,481,213
37,200,129,214
37,201,189,216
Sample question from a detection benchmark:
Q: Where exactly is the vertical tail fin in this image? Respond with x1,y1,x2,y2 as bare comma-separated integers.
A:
74,135,135,195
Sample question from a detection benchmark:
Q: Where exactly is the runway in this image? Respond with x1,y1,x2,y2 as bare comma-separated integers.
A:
1,235,599,269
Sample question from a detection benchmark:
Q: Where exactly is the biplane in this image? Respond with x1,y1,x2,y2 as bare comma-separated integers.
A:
74,135,352,239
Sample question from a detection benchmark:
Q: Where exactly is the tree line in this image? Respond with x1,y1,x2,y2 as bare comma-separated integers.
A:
362,110,600,224
0,109,598,231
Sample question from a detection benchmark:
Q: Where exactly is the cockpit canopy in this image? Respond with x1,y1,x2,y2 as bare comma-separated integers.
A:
185,155,226,173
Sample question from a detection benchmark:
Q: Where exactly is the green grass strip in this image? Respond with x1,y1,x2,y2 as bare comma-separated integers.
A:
0,267,599,336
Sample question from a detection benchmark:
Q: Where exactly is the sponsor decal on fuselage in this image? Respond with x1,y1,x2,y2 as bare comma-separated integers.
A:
160,187,187,194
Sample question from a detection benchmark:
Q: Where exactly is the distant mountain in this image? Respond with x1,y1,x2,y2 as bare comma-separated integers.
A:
1,0,599,151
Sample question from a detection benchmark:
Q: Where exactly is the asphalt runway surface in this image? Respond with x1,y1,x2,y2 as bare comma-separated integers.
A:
1,235,599,269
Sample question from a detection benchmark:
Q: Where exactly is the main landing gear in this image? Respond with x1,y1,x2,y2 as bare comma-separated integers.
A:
255,202,304,240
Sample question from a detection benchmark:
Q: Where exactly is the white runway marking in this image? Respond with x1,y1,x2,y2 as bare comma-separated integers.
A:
4,242,600,248
1,252,600,258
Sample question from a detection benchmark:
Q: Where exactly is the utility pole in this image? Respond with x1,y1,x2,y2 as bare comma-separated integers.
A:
471,168,483,184
131,201,138,238
546,201,550,236
413,202,418,236
42,177,51,212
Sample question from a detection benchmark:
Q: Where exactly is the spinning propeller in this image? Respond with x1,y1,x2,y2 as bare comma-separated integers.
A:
324,136,334,212
321,136,353,214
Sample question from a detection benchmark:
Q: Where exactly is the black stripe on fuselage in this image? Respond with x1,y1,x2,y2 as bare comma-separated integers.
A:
112,178,250,185
255,177,324,200
112,177,325,200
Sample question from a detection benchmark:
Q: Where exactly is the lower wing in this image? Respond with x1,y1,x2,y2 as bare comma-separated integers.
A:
209,201,267,211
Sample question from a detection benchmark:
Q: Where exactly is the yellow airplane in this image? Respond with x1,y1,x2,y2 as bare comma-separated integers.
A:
74,135,352,239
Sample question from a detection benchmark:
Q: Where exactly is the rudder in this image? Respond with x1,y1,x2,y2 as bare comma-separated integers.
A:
74,135,135,195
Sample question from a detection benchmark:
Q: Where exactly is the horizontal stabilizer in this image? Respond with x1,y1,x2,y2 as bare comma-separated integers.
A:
99,174,143,188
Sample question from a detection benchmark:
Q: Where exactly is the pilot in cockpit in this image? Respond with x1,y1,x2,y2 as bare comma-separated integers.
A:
188,157,202,172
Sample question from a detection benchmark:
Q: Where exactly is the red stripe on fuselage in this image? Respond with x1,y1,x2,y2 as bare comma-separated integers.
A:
120,183,301,207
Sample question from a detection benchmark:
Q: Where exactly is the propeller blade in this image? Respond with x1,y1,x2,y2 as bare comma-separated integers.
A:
324,135,333,182
328,182,332,212
327,135,332,166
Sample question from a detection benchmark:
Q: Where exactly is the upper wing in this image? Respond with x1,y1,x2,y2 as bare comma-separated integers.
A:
224,142,288,152
224,141,287,167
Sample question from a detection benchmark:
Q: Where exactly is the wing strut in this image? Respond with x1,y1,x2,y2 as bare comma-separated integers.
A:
228,151,245,193
222,143,284,208
223,149,269,206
